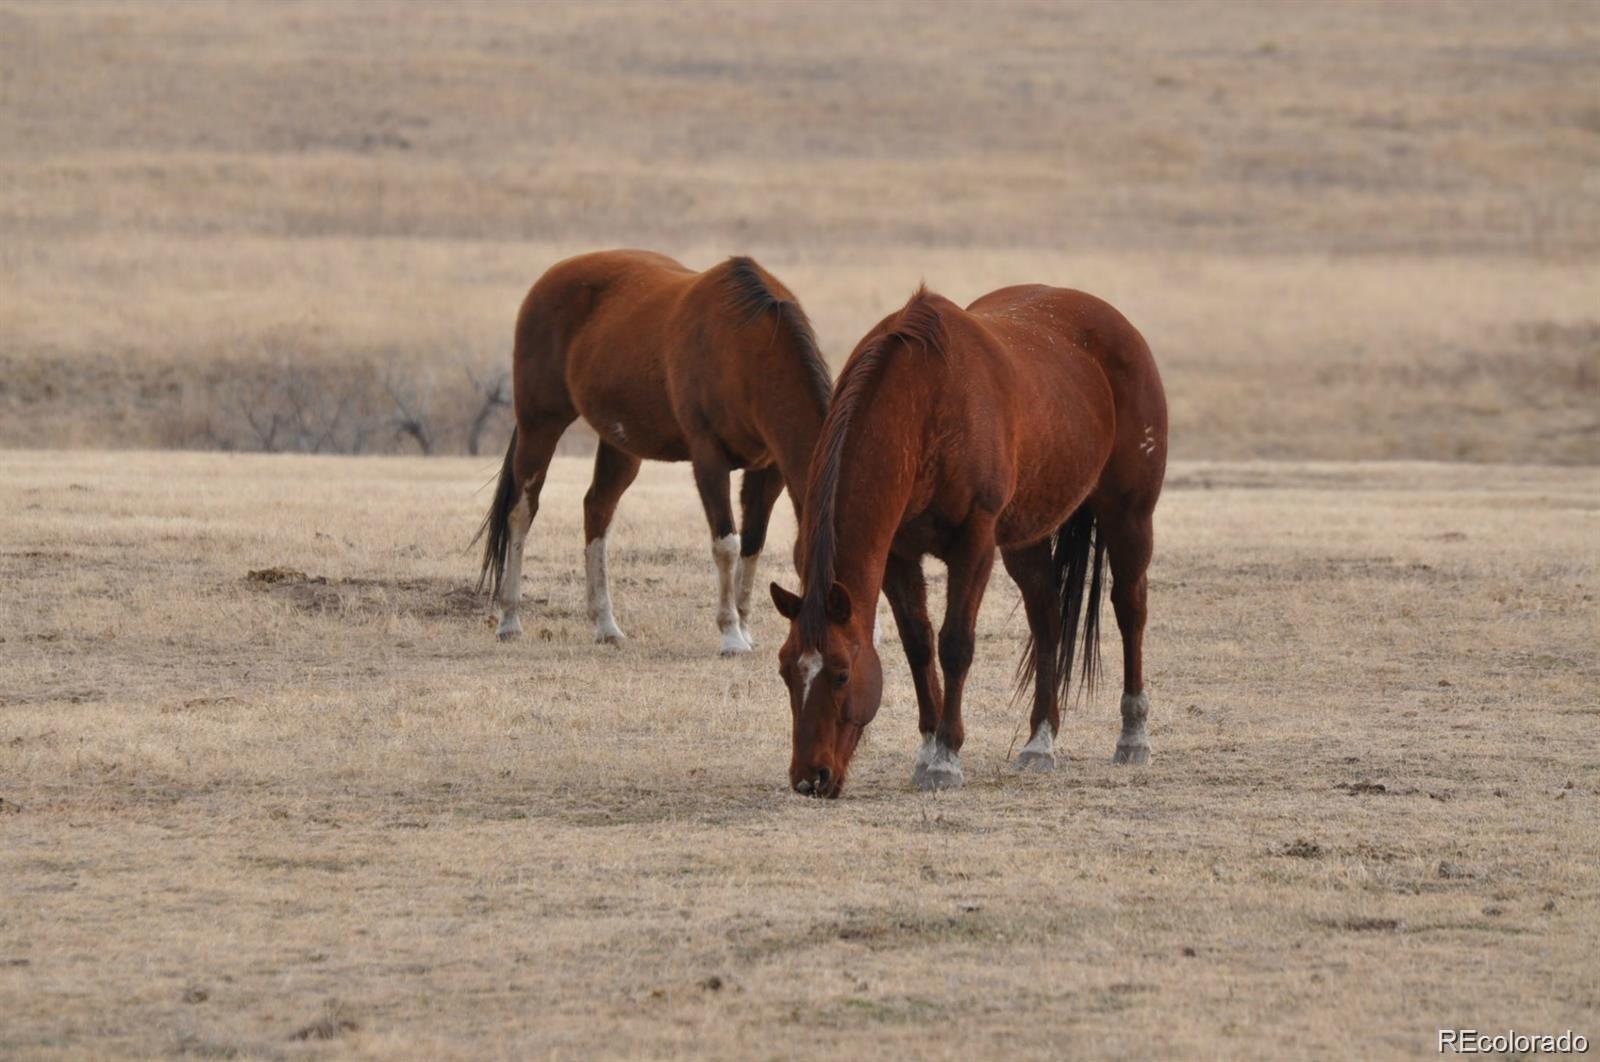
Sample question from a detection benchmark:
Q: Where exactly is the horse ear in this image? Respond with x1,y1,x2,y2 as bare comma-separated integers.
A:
825,582,853,625
770,582,802,620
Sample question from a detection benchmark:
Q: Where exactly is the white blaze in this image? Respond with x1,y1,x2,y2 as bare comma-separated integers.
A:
798,650,823,702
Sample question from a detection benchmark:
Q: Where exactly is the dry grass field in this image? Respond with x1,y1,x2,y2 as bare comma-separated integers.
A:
4,1,1599,1058
2,1,1598,460
2,450,1597,1058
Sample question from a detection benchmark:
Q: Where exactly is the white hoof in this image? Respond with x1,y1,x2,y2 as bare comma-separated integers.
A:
496,613,523,641
911,733,936,785
1016,749,1056,772
739,621,756,650
1114,691,1152,765
718,628,753,657
1112,735,1151,766
914,739,963,791
1014,722,1056,772
594,617,626,646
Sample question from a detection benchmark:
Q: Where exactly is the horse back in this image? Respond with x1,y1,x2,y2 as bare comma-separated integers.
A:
958,286,1167,541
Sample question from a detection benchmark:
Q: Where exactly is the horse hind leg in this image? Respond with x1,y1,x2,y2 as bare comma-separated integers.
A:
496,417,570,641
1099,502,1156,765
583,441,642,645
1001,539,1063,772
734,467,784,649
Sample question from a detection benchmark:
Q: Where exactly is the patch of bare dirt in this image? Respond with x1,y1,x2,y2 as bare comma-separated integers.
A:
244,570,483,621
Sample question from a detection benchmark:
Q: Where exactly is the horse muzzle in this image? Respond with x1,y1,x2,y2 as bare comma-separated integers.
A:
791,765,841,799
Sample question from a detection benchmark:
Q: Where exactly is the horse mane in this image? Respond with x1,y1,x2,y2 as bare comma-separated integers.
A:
723,257,832,414
797,286,948,646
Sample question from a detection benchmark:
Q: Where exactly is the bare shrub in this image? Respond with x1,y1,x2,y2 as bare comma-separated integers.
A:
463,365,511,456
383,362,435,456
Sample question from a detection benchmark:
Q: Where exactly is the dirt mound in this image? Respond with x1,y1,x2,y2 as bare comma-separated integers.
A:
245,570,485,622
245,567,326,585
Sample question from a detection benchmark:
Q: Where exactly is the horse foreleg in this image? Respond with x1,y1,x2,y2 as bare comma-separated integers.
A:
690,447,751,656
735,467,785,649
884,554,945,785
923,515,999,791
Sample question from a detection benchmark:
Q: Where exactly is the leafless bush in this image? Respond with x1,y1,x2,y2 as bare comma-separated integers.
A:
384,364,435,455
184,352,519,456
221,362,383,455
464,365,511,456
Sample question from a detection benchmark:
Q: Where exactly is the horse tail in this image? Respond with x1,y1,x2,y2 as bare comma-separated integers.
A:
1016,504,1106,708
473,427,519,598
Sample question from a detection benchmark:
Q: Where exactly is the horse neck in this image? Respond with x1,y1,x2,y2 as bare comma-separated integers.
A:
759,344,831,512
813,362,933,629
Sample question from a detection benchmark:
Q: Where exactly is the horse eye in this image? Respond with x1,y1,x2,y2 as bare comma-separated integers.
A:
832,671,849,689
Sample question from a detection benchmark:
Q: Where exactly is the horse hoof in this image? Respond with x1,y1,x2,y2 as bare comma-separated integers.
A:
1112,742,1151,766
596,631,625,647
718,630,753,657
918,745,964,791
1015,749,1056,772
919,764,964,791
496,617,523,642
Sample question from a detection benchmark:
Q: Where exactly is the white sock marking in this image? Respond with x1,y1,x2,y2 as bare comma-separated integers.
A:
585,533,624,642
712,533,750,653
1020,721,1055,758
496,494,532,636
736,550,760,642
1120,690,1151,744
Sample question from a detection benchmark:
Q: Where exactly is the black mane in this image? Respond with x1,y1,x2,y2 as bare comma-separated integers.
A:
796,287,948,646
724,256,832,414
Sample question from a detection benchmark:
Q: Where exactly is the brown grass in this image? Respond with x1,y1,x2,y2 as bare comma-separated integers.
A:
2,0,1598,460
3,450,1598,1057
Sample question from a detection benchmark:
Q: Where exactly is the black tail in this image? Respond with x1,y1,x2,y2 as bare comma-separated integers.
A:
1017,505,1106,708
473,427,519,598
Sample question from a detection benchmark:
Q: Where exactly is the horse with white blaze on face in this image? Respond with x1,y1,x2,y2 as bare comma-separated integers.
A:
771,283,1168,797
477,250,831,656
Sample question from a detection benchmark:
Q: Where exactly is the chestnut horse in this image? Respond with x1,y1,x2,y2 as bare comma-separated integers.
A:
769,284,1167,796
478,250,830,655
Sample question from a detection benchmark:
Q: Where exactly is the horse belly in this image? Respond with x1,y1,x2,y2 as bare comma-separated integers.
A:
997,402,1114,546
570,373,689,462
996,461,1103,547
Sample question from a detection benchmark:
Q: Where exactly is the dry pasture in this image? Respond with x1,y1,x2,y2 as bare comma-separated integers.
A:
2,450,1597,1058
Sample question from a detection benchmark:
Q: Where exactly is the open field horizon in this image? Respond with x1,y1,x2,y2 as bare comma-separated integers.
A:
2,0,1598,462
2,450,1598,1057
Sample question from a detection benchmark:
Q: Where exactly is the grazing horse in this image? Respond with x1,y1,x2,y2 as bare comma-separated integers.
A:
769,284,1167,797
478,250,831,655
